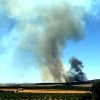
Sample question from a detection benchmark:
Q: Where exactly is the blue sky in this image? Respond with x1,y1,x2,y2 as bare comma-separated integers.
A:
0,0,100,83
63,6,100,80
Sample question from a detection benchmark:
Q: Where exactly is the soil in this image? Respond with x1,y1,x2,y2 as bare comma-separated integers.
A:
22,89,89,93
0,88,90,93
0,83,93,93
73,83,93,87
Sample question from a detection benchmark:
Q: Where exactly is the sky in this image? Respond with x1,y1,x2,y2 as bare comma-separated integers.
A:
0,0,100,83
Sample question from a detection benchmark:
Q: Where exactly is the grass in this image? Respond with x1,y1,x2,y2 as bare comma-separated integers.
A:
0,85,90,91
0,92,93,100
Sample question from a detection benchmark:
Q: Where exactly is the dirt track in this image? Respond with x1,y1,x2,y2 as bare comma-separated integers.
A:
22,89,89,93
73,83,93,87
0,83,92,94
0,88,89,93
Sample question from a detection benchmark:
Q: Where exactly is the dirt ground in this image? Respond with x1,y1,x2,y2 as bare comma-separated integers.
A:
73,83,93,87
0,88,89,93
0,89,16,92
22,89,89,93
0,83,92,93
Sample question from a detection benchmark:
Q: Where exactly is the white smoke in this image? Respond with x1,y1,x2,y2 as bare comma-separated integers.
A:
0,0,95,82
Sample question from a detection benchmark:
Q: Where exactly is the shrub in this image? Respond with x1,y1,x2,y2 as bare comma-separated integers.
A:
90,81,100,100
80,92,93,100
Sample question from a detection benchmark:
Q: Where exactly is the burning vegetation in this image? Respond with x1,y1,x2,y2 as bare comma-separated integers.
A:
66,57,87,82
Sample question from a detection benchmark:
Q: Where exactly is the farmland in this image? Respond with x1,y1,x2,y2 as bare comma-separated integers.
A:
0,81,96,99
0,92,93,100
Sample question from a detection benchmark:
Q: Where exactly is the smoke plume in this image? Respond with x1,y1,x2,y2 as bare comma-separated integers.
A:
0,0,86,82
32,2,85,82
67,57,87,82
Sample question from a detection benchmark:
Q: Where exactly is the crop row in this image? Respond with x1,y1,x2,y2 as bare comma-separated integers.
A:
0,93,46,100
0,86,90,91
0,92,93,100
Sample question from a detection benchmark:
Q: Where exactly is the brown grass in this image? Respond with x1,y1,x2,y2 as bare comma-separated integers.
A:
18,89,89,93
0,88,16,92
0,83,92,93
73,83,93,87
0,88,89,93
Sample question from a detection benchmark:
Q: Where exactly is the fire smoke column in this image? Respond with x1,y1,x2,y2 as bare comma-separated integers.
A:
36,2,86,82
67,57,87,82
0,0,86,82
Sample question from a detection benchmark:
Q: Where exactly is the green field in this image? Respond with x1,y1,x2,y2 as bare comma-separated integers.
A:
0,92,93,100
0,85,90,91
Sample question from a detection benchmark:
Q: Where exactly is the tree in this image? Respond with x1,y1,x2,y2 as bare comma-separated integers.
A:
90,81,100,100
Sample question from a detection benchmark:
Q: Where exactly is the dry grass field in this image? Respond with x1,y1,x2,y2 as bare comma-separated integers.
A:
0,83,93,93
0,88,90,93
21,89,89,93
73,83,93,87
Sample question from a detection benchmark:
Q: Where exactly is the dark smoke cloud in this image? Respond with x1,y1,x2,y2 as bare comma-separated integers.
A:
67,57,87,82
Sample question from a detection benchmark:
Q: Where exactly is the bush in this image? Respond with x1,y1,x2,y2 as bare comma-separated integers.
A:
90,81,100,100
80,92,93,100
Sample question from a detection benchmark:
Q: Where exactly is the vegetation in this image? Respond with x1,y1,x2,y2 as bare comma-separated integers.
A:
0,92,46,100
0,85,90,91
0,92,94,100
80,92,93,100
1,82,100,100
90,81,100,100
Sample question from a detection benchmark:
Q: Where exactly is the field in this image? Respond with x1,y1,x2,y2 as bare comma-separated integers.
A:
73,83,93,87
0,88,89,93
0,82,94,99
0,92,93,100
21,89,89,93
